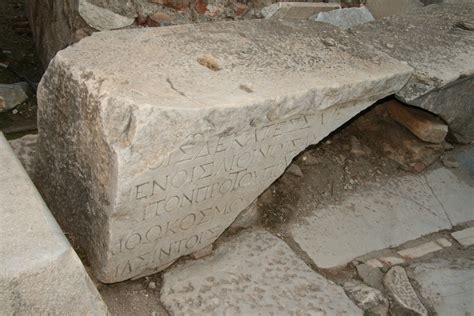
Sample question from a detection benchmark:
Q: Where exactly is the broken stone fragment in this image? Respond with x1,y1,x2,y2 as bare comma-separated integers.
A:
384,266,428,316
386,100,448,144
356,263,384,290
0,82,29,112
8,134,37,177
353,4,474,142
35,19,412,282
343,280,388,311
312,6,374,30
78,0,135,31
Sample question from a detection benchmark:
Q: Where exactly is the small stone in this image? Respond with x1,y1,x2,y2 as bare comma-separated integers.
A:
197,54,221,71
441,156,460,169
287,163,304,177
451,226,474,247
397,241,443,259
366,259,384,268
0,82,28,112
190,244,213,259
344,280,388,310
313,6,374,30
368,303,389,316
350,136,365,156
12,109,19,114
230,200,259,229
148,281,157,289
435,238,452,248
379,256,405,266
148,12,172,27
386,100,448,144
357,263,384,291
384,266,428,316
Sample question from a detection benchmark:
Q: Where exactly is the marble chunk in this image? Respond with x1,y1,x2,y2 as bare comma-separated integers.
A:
35,19,412,282
398,241,443,259
313,6,374,30
0,133,108,315
161,229,362,315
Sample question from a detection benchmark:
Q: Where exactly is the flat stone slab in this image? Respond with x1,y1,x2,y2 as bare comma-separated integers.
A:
353,4,474,142
289,167,474,268
35,19,412,282
451,226,474,247
0,133,108,315
161,228,362,315
409,256,474,315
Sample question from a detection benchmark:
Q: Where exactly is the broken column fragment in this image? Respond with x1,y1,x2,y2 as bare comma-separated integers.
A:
35,19,412,282
0,133,108,315
353,4,474,142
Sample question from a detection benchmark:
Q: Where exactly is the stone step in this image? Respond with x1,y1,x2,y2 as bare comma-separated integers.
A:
34,19,412,282
0,133,108,315
353,3,474,143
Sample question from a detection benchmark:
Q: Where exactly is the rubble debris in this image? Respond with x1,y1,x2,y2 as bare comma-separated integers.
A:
0,82,29,112
343,280,388,310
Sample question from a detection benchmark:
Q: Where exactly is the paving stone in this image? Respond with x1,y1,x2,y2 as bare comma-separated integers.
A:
161,229,362,315
35,19,412,282
0,133,108,315
384,266,428,316
398,241,443,259
365,0,423,19
313,6,374,30
451,227,474,247
366,259,384,268
353,4,474,142
344,280,388,311
289,168,456,269
435,238,452,248
409,257,474,315
8,134,37,177
425,168,474,226
380,256,405,266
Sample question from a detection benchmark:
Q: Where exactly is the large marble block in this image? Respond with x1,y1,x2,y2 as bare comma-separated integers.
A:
35,19,412,282
0,133,108,315
353,4,474,142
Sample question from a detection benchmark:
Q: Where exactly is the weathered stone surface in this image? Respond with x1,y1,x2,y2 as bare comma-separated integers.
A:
8,134,37,177
365,0,423,19
35,20,412,282
409,257,474,315
313,6,374,29
289,167,468,269
451,226,474,247
384,266,428,316
0,82,29,112
0,133,108,315
263,2,339,20
356,263,384,290
386,100,448,144
353,4,474,142
161,229,362,315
